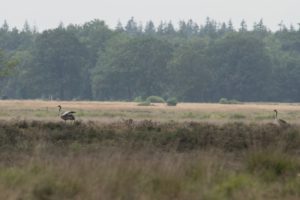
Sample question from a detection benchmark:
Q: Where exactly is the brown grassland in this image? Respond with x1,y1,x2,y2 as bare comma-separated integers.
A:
1,100,300,123
1,100,300,199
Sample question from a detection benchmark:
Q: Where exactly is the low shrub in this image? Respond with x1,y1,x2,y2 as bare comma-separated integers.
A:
0,121,299,153
146,96,165,103
166,97,178,106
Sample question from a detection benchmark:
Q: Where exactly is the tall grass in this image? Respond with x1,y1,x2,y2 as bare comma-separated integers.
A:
1,120,300,199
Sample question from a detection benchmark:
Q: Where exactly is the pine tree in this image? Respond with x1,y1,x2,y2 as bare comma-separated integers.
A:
144,21,156,35
239,19,247,32
125,17,139,35
115,21,124,32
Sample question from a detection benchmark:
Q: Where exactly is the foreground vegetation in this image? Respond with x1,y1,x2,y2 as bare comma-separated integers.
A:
1,119,300,200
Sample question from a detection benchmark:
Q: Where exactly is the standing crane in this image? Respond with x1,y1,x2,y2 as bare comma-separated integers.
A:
273,109,288,127
58,105,76,122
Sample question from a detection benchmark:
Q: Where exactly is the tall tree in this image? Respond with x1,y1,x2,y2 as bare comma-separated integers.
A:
79,19,113,66
125,17,139,35
168,39,211,101
29,28,88,99
92,36,173,100
144,21,156,35
227,20,235,32
210,33,272,101
157,21,176,36
0,49,16,77
115,21,124,32
239,19,248,32
201,17,218,37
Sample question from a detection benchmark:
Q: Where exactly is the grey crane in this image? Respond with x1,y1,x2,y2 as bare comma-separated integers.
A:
273,109,288,127
58,105,76,122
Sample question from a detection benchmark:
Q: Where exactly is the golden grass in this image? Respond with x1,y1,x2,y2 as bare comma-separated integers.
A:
0,115,300,199
0,149,248,200
0,100,300,123
1,100,300,110
1,144,300,200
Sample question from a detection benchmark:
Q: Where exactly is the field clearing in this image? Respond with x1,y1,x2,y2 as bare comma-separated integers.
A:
1,100,300,123
2,101,300,199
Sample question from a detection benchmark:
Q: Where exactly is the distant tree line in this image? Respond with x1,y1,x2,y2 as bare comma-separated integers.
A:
1,18,300,102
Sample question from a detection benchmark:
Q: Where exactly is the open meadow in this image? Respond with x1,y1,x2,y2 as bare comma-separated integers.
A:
1,100,300,199
1,100,300,123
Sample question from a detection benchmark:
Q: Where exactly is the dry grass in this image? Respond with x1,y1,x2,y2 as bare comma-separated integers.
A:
2,100,300,111
0,149,242,200
0,120,300,200
1,100,300,199
1,100,300,123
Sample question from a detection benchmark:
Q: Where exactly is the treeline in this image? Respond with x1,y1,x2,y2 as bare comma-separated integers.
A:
1,18,300,102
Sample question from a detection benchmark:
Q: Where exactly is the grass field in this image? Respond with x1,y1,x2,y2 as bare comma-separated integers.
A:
1,100,300,200
1,100,300,123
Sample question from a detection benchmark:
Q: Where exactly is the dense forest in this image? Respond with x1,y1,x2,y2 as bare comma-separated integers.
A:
0,18,300,102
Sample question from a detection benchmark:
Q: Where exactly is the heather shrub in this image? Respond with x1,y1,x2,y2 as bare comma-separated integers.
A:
146,96,165,103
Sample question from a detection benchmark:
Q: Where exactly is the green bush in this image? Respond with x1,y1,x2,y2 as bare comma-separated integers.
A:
146,96,165,103
166,97,178,106
219,98,228,104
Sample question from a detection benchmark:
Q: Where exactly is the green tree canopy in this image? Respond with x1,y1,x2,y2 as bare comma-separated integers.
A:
210,33,272,101
92,35,173,100
29,28,88,100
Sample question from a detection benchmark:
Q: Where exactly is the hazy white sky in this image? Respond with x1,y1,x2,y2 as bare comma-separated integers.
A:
1,0,298,31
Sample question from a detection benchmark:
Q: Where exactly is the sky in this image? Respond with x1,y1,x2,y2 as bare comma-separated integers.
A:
1,0,298,31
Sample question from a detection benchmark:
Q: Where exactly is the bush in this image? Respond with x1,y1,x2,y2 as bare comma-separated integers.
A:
219,98,228,104
219,98,241,104
146,96,165,103
166,97,178,106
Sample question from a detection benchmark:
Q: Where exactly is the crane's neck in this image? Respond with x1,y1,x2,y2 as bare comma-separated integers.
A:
274,111,278,119
58,107,62,115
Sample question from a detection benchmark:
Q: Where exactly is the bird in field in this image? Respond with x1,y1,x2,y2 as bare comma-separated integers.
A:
273,109,288,127
58,105,76,122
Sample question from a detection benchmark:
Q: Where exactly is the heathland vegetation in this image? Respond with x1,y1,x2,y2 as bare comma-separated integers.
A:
1,18,300,102
1,119,300,199
0,101,300,199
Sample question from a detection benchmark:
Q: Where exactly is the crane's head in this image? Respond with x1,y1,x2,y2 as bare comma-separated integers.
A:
274,109,278,113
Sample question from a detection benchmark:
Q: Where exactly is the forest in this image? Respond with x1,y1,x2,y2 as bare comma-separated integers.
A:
0,18,300,102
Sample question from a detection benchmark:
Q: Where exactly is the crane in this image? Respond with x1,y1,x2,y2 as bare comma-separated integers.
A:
273,109,288,127
58,105,76,122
